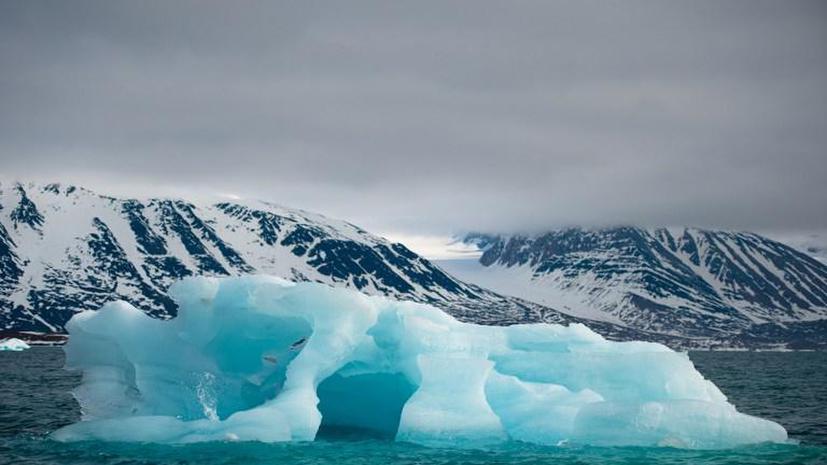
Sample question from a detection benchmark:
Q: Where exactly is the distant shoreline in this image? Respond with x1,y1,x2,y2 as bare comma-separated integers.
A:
0,331,67,346
5,330,822,352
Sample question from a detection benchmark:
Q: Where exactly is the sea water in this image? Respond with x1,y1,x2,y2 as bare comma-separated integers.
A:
1,348,825,465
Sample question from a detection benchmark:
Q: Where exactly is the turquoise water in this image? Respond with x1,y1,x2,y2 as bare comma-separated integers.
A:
2,348,826,464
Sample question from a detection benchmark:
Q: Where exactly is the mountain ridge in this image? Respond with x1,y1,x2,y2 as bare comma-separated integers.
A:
443,227,827,348
2,181,825,349
0,181,618,337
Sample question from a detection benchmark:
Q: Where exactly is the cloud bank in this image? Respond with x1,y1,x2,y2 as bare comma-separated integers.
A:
1,1,826,237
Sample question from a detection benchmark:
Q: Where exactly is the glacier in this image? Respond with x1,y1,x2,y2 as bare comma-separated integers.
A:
52,276,787,448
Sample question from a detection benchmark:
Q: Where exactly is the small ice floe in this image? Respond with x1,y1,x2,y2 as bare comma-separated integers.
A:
0,338,30,351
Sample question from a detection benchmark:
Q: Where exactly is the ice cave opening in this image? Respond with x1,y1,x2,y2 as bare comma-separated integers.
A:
196,314,312,421
317,369,416,439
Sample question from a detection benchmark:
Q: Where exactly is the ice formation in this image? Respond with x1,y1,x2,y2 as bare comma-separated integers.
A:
53,276,787,448
0,337,30,351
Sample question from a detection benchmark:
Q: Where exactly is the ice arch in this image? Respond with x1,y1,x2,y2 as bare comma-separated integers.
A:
53,276,787,448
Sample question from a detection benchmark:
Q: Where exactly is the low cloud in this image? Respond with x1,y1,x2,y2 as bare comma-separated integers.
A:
2,1,826,236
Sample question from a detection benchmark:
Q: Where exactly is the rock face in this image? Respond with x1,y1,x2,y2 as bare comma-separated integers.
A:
453,228,827,348
0,182,588,334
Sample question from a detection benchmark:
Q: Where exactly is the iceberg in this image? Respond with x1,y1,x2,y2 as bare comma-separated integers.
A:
53,276,787,448
0,337,31,351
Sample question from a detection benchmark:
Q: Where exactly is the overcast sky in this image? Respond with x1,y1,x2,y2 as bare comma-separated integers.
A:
2,1,826,249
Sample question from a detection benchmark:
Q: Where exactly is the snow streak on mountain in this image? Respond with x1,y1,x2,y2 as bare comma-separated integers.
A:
2,182,825,348
0,182,600,335
444,228,827,348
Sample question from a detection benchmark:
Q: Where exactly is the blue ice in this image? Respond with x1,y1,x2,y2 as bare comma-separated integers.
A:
52,276,787,448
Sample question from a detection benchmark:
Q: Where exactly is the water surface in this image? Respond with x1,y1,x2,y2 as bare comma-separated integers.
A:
1,348,825,465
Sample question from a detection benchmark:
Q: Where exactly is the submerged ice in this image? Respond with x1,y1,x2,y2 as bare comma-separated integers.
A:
53,276,787,448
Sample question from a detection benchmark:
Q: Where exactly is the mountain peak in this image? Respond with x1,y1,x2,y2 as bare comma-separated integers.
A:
0,182,580,337
444,227,827,348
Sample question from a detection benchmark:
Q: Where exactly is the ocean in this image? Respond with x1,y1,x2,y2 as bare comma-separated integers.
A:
1,348,825,465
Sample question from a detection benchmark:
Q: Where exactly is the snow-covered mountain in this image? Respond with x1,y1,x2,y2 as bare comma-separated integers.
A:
440,228,827,348
3,182,825,349
1,181,621,337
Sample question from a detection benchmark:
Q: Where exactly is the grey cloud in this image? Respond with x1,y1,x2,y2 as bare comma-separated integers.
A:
1,0,826,235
